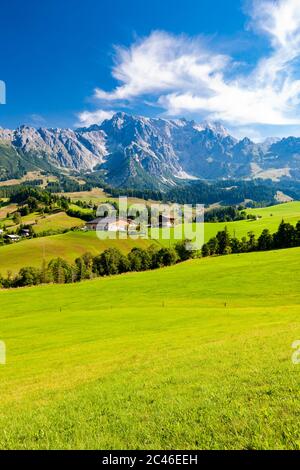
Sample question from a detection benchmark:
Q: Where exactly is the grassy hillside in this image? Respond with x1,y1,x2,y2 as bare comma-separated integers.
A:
0,203,18,220
0,204,85,233
245,200,300,217
205,201,300,240
0,231,158,275
20,211,84,234
61,188,157,206
1,200,300,274
158,201,300,246
0,248,299,449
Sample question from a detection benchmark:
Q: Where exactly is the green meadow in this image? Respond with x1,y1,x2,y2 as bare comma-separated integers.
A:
0,248,299,449
0,231,157,275
0,207,85,233
1,201,300,275
21,211,84,233
159,201,300,246
61,188,155,206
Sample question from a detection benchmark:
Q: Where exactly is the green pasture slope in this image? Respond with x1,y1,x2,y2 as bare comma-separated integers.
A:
158,201,300,246
1,209,85,233
0,231,157,275
211,200,300,239
21,211,84,234
0,200,300,275
0,248,300,449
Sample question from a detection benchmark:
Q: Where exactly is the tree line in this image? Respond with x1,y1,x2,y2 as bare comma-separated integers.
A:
0,241,193,289
102,179,277,207
204,205,258,223
201,220,300,257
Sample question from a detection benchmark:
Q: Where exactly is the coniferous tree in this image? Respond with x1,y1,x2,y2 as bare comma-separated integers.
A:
174,240,194,261
257,229,273,251
207,236,218,255
273,221,296,249
201,243,210,257
216,227,231,255
230,236,242,253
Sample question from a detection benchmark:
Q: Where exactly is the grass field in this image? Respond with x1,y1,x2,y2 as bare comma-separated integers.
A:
0,203,18,222
0,248,299,449
60,188,158,206
20,211,85,234
158,201,300,246
59,188,107,204
1,201,300,274
0,231,158,275
0,207,85,233
204,200,300,241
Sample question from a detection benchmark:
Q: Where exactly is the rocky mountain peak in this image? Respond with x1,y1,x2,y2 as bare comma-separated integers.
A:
0,112,300,189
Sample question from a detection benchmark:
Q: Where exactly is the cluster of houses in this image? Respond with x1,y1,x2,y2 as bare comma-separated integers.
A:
85,214,178,232
86,217,132,232
0,211,182,242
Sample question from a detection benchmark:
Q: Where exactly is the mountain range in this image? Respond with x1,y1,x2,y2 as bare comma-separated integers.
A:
0,112,300,190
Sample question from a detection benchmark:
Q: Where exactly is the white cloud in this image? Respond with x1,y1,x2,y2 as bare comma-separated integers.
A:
248,0,300,93
94,32,230,102
81,0,300,130
76,109,115,127
250,0,300,48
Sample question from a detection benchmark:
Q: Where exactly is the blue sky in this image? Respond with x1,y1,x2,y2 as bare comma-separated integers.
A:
1,0,300,141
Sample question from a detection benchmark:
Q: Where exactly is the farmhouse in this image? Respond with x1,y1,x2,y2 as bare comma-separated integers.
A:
86,216,131,232
21,229,30,237
5,234,21,242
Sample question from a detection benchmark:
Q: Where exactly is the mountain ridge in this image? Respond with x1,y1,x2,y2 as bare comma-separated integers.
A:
1,112,300,189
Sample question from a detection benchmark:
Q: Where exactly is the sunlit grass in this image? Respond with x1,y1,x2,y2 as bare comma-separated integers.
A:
0,248,299,449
